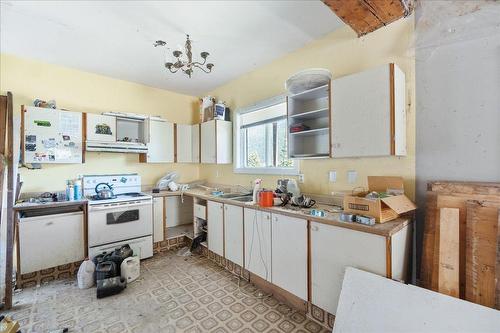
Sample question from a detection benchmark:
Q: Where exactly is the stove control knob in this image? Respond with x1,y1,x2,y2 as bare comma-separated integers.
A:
121,177,127,183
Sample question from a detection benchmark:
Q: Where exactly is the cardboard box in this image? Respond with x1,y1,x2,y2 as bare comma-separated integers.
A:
343,176,417,223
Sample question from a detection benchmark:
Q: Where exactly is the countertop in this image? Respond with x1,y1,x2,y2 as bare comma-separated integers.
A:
147,188,411,237
14,199,87,211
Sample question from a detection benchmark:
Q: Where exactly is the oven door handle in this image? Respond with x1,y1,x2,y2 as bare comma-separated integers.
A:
89,201,151,211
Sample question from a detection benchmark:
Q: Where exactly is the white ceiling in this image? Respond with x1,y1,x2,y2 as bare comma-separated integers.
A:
0,1,344,96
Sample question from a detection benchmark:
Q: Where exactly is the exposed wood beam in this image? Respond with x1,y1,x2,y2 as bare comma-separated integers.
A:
322,0,414,36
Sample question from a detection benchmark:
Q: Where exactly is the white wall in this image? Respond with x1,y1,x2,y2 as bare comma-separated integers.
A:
415,1,500,275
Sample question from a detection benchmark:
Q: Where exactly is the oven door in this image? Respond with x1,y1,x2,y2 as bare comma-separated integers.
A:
88,200,152,247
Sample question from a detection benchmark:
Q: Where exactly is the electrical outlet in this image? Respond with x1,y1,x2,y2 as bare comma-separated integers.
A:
347,170,357,184
329,171,337,183
298,174,305,183
215,169,221,178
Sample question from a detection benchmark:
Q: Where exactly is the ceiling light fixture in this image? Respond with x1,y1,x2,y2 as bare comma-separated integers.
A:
154,35,214,78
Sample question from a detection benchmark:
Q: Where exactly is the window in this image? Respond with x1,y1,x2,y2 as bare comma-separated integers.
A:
234,96,298,175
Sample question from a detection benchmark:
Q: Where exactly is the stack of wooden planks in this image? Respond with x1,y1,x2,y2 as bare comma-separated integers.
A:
421,181,500,309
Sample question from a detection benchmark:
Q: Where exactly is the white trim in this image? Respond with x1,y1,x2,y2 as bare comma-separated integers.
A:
233,95,299,175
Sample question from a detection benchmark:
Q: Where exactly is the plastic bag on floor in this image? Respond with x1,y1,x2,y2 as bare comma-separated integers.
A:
177,247,191,257
77,258,95,289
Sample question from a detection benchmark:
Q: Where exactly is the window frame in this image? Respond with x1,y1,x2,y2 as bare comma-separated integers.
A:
233,95,300,175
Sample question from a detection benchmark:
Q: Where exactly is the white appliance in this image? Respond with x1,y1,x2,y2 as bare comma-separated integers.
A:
84,173,153,259
85,113,148,153
18,211,84,274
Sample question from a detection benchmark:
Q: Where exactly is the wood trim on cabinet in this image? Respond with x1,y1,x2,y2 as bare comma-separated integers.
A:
20,105,25,164
307,220,312,302
174,123,178,163
82,112,86,163
222,203,225,258
389,63,396,155
214,120,218,164
163,197,168,240
15,213,20,283
83,203,88,257
386,236,392,279
328,80,333,157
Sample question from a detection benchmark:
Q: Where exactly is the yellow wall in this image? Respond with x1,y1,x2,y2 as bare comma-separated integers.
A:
0,53,200,192
201,17,416,198
1,16,415,198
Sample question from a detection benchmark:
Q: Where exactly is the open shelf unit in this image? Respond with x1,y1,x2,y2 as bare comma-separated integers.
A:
287,82,331,158
193,197,207,241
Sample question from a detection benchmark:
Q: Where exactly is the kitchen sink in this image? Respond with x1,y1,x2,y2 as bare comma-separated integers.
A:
218,193,250,199
230,196,253,202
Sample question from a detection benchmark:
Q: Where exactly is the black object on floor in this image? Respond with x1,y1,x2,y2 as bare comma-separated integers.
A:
95,261,117,281
96,277,127,299
107,244,134,276
190,234,206,252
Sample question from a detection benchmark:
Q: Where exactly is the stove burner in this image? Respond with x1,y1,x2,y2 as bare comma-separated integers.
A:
90,194,117,201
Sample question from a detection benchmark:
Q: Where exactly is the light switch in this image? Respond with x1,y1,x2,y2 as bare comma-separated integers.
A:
329,171,337,182
347,170,357,184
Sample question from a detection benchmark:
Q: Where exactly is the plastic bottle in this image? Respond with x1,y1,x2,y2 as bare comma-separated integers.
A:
252,179,262,204
74,179,82,200
68,184,75,201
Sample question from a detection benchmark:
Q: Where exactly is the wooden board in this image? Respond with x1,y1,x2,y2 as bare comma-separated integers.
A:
421,189,500,298
438,208,460,297
322,0,413,36
465,200,500,308
428,181,500,196
421,191,438,291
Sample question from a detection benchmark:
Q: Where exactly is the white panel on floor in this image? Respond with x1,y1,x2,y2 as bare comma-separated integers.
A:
334,267,500,333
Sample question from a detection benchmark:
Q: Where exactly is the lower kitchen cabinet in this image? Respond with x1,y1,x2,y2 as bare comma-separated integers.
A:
310,222,388,314
271,213,308,300
244,208,272,281
153,197,164,243
224,204,244,266
18,211,85,274
207,200,224,256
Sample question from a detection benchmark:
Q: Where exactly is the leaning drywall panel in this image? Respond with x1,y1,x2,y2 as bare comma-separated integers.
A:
334,267,500,332
414,1,500,275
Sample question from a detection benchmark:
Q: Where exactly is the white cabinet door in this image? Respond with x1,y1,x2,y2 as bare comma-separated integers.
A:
224,204,244,266
146,119,174,163
19,212,84,274
200,120,232,164
244,208,272,281
216,120,232,164
201,120,216,163
271,213,307,300
207,201,224,256
191,124,200,163
153,197,164,243
86,113,116,142
176,124,193,163
310,222,386,314
332,63,406,157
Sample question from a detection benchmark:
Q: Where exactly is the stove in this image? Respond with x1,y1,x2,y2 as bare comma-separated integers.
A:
84,174,153,259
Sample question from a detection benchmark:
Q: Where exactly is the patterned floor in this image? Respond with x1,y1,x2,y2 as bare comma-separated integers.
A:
5,250,330,333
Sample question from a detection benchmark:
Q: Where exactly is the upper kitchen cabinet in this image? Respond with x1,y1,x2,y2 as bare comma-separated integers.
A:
332,63,406,158
287,83,331,159
140,118,175,163
86,112,148,153
200,119,232,164
175,123,200,163
86,114,116,143
22,106,83,164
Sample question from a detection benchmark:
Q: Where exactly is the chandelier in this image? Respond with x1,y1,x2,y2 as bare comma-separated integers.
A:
154,35,214,78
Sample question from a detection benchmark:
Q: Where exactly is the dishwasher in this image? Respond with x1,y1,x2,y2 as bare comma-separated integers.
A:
18,207,85,274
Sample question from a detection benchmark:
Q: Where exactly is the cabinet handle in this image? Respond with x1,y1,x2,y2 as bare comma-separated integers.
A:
311,225,319,231
46,222,54,226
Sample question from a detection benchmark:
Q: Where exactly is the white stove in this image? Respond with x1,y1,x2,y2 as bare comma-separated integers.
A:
84,174,153,259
